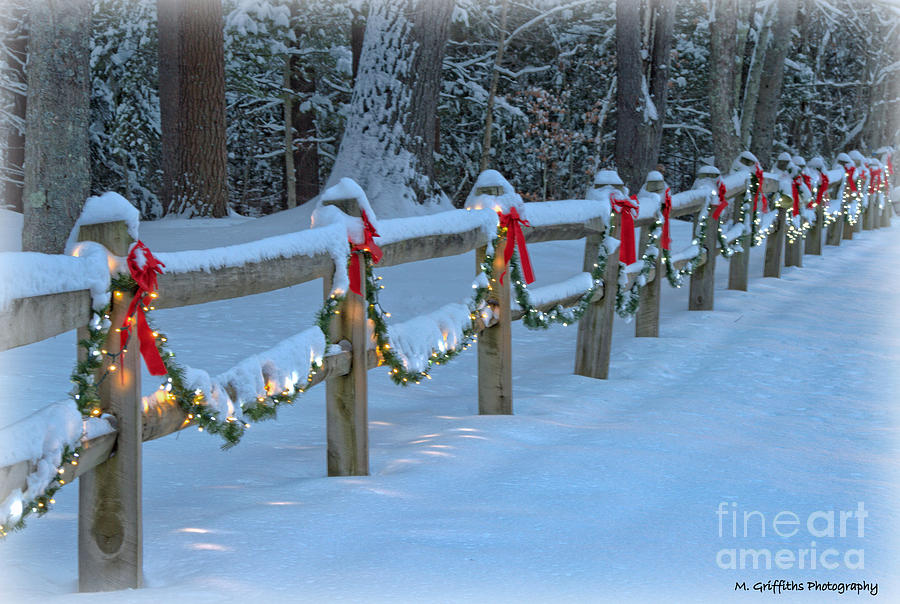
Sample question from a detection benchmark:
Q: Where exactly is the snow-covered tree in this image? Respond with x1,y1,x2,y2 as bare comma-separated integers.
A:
328,0,455,215
615,0,675,193
0,0,26,212
91,0,161,218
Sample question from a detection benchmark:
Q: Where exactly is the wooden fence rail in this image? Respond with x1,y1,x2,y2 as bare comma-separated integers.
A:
0,163,891,591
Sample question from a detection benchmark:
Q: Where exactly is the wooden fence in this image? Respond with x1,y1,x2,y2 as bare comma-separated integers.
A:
0,164,892,591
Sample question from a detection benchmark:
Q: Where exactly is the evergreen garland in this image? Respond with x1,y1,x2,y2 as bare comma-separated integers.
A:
659,195,710,288
6,168,883,538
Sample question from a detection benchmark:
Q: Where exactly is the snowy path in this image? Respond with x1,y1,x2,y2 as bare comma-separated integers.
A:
1,219,898,603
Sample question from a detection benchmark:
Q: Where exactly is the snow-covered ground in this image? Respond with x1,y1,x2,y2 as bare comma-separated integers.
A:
0,211,898,603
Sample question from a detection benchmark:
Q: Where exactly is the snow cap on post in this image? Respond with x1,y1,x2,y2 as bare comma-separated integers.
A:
312,177,379,244
792,155,806,168
808,156,826,171
586,169,624,223
731,151,759,173
643,171,666,193
848,150,866,166
874,146,893,165
834,152,852,168
464,170,524,215
692,164,720,191
65,192,141,256
776,152,792,169
696,164,720,179
637,171,666,217
592,169,625,189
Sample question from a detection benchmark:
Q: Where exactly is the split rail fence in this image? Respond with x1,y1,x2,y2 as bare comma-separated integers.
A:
0,164,893,591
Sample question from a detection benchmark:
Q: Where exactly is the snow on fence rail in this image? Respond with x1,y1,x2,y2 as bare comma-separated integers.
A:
0,163,891,591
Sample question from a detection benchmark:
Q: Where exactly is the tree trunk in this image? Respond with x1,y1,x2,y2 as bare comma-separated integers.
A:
749,0,797,167
158,0,229,218
327,0,454,213
21,0,91,253
288,2,319,206
2,1,26,213
283,60,297,210
157,0,181,216
350,6,365,82
740,3,770,150
709,0,740,172
732,0,752,110
479,0,508,173
615,0,675,193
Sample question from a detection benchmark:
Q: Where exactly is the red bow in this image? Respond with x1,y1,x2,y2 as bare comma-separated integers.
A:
791,176,802,215
868,169,882,194
845,166,857,193
887,156,894,176
801,173,812,193
120,241,167,376
713,180,728,221
611,193,639,265
498,206,535,285
812,173,829,208
660,187,673,250
753,164,768,213
348,210,382,297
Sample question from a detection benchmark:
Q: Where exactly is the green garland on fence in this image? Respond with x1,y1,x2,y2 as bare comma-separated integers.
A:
5,167,892,539
716,221,747,259
615,219,661,318
734,172,780,248
658,195,710,288
365,252,490,385
154,311,324,450
0,443,82,538
843,176,866,226
509,229,608,328
1,295,115,537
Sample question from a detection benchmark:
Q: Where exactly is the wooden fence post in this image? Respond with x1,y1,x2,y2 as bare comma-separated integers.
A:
763,208,786,277
323,199,369,476
843,215,854,239
826,211,844,245
575,216,619,378
635,225,661,337
689,210,717,310
863,196,875,230
477,237,512,414
805,204,824,255
77,221,143,592
784,222,802,268
881,200,892,227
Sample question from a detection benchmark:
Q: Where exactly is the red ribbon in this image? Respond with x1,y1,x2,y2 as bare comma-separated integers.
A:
611,193,639,265
868,169,882,194
887,156,894,177
753,164,768,213
801,173,813,192
348,210,382,296
713,180,728,221
791,176,802,215
812,173,829,208
498,206,535,285
660,187,673,250
845,166,857,193
120,241,167,376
